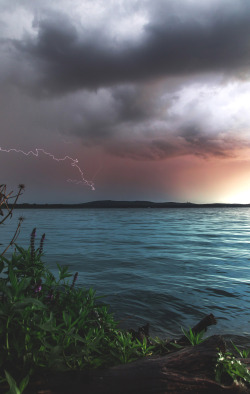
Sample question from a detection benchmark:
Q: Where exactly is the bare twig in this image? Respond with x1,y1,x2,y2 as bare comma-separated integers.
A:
1,216,24,256
0,184,25,256
0,184,24,225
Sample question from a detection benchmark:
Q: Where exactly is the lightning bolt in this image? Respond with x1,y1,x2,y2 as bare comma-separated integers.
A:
0,147,95,190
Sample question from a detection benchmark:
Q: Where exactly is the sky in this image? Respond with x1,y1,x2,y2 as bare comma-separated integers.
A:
1,0,250,203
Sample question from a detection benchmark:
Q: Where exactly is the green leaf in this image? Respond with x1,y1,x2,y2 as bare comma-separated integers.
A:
57,264,72,281
13,298,46,310
70,333,85,343
19,374,30,393
4,370,20,394
38,313,57,331
8,267,18,291
181,327,205,346
13,244,26,256
231,341,250,359
17,277,32,293
0,280,12,298
0,255,10,264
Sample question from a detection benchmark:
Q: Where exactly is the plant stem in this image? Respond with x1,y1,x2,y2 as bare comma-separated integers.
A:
6,317,10,355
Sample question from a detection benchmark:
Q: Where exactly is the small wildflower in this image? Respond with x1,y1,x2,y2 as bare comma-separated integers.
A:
39,233,46,255
34,280,42,293
30,228,36,262
30,228,36,238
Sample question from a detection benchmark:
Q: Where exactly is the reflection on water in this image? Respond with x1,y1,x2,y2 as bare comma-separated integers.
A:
1,207,250,344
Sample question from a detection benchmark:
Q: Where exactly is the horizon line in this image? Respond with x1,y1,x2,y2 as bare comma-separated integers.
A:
10,200,250,208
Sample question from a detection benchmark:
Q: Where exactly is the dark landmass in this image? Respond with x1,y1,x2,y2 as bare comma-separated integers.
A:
10,200,250,208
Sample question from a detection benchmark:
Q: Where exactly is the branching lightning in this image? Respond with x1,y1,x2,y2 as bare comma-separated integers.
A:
0,147,95,190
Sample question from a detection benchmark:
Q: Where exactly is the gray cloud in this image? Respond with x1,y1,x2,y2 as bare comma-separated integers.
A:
178,125,240,159
3,0,250,96
107,138,182,161
1,0,250,166
111,85,151,122
106,131,243,162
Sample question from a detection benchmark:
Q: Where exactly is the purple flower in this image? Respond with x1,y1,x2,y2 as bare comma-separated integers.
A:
34,285,42,293
30,228,36,262
39,233,46,255
70,272,78,290
34,279,42,293
30,228,36,239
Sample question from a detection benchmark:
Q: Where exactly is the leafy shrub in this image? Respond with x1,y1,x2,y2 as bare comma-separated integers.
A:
0,230,155,391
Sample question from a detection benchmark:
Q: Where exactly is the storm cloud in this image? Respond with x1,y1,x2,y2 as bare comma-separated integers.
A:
1,0,250,199
4,0,250,96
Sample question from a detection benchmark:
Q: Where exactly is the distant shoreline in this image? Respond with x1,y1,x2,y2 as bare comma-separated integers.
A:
9,200,250,209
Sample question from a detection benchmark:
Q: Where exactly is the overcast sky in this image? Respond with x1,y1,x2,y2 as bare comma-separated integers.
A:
1,0,250,203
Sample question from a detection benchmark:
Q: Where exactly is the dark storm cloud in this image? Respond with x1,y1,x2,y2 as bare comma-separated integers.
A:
72,119,115,145
105,123,249,161
1,0,250,165
65,84,154,145
178,125,237,159
111,85,151,122
61,80,250,161
9,0,250,95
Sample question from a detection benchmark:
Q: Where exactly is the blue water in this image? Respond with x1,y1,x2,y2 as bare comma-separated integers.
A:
1,208,250,344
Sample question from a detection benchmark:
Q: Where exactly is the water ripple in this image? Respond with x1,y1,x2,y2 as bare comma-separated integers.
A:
1,207,250,343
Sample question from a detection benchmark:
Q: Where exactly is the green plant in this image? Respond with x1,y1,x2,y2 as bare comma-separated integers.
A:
181,327,205,346
110,331,140,364
144,336,175,355
231,341,250,359
137,336,155,357
4,370,29,394
0,229,156,392
215,351,250,384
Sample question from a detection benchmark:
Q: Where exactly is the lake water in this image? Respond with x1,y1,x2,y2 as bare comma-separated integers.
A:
1,208,250,345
